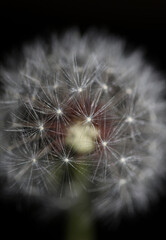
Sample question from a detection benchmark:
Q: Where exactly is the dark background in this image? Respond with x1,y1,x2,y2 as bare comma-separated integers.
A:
0,0,166,239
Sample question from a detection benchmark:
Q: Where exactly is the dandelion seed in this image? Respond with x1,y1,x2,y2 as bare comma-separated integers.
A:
119,179,127,186
32,95,36,101
102,141,107,147
56,108,62,115
32,158,36,163
53,83,58,89
39,124,44,131
102,84,108,91
120,157,126,164
126,88,132,95
64,158,69,163
126,116,134,123
77,87,83,92
106,67,112,74
86,117,92,122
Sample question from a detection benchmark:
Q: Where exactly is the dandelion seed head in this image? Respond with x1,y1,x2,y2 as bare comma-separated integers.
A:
0,30,166,219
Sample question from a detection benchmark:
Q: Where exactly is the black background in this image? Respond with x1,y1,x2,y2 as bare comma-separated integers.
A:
0,0,166,239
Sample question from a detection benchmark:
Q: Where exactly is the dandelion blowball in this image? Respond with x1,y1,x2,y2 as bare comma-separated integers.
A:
0,30,166,218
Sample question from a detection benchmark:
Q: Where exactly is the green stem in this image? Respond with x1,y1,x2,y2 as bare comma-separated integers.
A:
65,190,95,240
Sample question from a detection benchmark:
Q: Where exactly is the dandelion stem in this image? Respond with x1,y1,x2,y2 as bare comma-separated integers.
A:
65,190,95,240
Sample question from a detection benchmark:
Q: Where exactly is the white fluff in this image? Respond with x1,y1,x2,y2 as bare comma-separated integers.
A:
0,30,166,218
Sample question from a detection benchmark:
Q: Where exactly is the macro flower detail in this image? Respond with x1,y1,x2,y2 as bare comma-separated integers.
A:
0,30,166,217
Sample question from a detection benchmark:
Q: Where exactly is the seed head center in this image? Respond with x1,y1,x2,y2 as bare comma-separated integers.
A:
65,121,98,154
